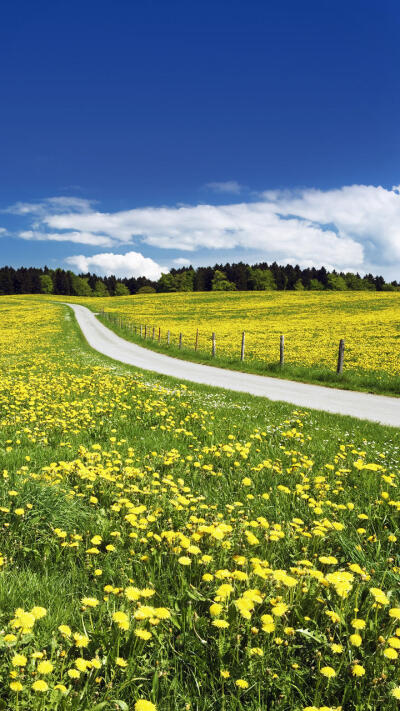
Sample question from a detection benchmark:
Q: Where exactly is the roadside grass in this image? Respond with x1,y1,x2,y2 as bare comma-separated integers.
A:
0,296,399,710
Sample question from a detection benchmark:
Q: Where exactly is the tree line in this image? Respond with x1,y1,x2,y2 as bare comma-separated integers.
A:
0,262,398,297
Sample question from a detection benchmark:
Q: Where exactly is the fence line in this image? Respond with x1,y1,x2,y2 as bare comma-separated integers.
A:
100,309,346,374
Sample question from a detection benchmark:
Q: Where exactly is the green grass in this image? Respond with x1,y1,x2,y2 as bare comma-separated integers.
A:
0,297,400,711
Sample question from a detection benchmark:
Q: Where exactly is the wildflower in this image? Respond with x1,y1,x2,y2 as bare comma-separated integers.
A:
391,687,400,700
58,624,71,636
349,634,362,647
351,619,366,629
37,660,54,674
73,632,90,647
68,669,80,679
11,654,27,667
370,587,390,605
271,602,289,616
116,657,128,667
209,603,223,617
221,669,230,678
32,680,49,692
235,679,249,689
10,681,23,691
178,556,191,565
320,666,336,678
351,664,365,677
389,608,400,619
212,619,229,628
383,647,398,659
54,684,68,693
31,606,47,619
134,701,157,711
135,629,152,640
112,611,130,630
75,658,89,671
81,596,99,607
331,644,343,653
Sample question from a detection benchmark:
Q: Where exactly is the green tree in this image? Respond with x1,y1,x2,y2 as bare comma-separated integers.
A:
327,273,348,291
248,268,277,290
293,279,305,291
158,273,178,292
309,278,324,290
71,274,92,296
39,274,53,294
114,282,130,296
93,280,110,297
211,270,236,291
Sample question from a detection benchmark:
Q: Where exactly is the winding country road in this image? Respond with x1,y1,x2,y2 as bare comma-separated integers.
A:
66,303,400,428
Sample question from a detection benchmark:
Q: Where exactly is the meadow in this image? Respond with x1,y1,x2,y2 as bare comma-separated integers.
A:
1,295,400,710
59,291,400,396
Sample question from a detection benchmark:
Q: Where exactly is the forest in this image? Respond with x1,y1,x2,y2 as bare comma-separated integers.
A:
0,261,397,296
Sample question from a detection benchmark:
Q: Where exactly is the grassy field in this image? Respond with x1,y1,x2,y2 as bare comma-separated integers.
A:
53,291,400,396
1,295,400,710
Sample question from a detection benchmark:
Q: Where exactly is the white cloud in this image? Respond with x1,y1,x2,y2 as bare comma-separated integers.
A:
205,181,243,194
65,250,167,280
173,257,192,266
5,196,94,216
7,184,400,277
18,230,114,247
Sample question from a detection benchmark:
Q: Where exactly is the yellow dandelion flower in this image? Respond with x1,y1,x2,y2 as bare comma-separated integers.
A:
320,666,336,678
32,680,49,692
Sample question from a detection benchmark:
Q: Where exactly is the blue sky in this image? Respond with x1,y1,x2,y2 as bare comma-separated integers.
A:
1,0,400,279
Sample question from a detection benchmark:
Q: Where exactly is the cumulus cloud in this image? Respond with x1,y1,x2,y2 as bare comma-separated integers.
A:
7,184,400,276
65,251,166,280
205,181,243,194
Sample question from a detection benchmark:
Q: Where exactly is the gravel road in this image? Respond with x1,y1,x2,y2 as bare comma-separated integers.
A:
66,303,400,428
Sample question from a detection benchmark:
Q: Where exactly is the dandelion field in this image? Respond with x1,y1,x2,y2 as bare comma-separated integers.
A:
1,296,400,710
69,291,400,395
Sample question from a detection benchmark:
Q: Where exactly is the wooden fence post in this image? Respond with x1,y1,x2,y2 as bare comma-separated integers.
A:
195,328,199,351
337,339,345,374
241,331,245,361
158,327,161,343
167,330,170,345
152,326,155,340
212,332,216,357
179,333,182,349
280,335,285,366
144,325,147,339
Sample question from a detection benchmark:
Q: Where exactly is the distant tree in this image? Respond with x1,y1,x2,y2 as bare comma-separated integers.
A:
344,272,365,290
175,269,195,291
158,273,178,292
137,285,156,294
211,270,237,291
93,280,110,297
327,273,347,291
40,274,53,294
54,269,71,295
114,282,130,296
293,278,305,291
248,268,277,290
308,278,324,290
71,274,92,296
0,267,14,294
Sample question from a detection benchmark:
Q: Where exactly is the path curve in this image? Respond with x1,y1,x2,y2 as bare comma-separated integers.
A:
65,303,400,428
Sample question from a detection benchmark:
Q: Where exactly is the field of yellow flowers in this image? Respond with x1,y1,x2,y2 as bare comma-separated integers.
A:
1,295,400,710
